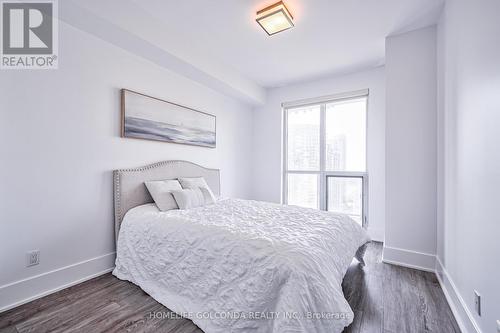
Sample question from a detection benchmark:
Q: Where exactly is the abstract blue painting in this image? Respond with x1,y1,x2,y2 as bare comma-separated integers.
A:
121,89,216,148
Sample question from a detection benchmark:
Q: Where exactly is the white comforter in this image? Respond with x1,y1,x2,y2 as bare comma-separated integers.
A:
113,199,370,333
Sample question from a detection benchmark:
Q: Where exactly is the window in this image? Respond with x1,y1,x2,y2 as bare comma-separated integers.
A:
282,90,368,226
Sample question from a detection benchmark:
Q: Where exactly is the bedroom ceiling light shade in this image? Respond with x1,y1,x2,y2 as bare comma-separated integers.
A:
256,1,294,36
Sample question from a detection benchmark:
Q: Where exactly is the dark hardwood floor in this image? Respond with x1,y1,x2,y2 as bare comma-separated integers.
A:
342,242,460,333
0,242,460,333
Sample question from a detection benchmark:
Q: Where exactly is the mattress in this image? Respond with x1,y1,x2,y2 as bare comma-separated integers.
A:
113,198,370,333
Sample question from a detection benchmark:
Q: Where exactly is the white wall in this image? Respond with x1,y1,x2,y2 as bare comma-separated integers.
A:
384,26,437,270
437,0,500,331
252,67,386,241
0,21,254,310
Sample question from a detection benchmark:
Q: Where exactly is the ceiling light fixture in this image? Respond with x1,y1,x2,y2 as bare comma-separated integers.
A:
256,1,294,36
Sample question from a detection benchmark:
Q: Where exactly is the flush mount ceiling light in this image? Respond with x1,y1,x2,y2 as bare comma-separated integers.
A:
256,1,294,36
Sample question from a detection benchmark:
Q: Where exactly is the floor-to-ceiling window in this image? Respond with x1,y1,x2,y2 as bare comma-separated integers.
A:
283,90,368,226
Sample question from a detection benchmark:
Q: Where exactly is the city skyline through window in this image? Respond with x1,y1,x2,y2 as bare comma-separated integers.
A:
284,95,367,225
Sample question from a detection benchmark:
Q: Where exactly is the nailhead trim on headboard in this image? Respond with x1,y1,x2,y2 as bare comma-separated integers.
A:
113,160,221,244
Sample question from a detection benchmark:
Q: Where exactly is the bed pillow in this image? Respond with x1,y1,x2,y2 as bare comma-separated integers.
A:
171,187,215,210
144,179,182,211
178,177,216,201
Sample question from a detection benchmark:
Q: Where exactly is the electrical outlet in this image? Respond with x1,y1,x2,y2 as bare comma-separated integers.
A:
474,290,481,316
26,250,40,267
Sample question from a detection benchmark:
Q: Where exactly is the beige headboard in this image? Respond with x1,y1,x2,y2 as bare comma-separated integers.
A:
113,160,220,242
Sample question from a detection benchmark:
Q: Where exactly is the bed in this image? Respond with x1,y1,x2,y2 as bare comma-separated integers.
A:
112,160,370,333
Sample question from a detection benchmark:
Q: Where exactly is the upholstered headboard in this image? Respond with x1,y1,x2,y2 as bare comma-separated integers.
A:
113,160,220,242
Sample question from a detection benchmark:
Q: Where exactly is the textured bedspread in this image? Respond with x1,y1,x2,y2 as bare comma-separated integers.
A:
113,199,370,333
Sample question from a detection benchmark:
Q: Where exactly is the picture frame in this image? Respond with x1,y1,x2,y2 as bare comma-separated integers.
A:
121,89,216,148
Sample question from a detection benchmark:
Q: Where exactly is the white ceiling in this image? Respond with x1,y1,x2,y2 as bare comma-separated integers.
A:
134,0,443,87
66,0,444,100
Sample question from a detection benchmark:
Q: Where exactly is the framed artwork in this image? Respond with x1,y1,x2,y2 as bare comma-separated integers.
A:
121,89,216,148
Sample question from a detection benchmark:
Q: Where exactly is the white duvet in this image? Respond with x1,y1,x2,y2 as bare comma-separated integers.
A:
113,198,370,333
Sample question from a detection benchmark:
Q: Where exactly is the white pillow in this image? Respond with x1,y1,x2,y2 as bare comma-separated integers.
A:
144,179,182,211
171,188,215,210
178,177,216,202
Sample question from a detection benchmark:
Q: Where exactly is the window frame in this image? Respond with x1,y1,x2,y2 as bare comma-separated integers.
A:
282,89,369,228
325,173,368,227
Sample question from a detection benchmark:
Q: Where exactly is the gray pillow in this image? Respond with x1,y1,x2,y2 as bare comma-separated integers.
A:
171,188,215,210
144,179,182,211
178,177,216,202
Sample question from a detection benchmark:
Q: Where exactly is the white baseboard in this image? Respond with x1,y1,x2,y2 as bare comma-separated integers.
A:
0,248,482,333
0,252,116,313
382,245,436,272
383,246,482,333
435,257,482,333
